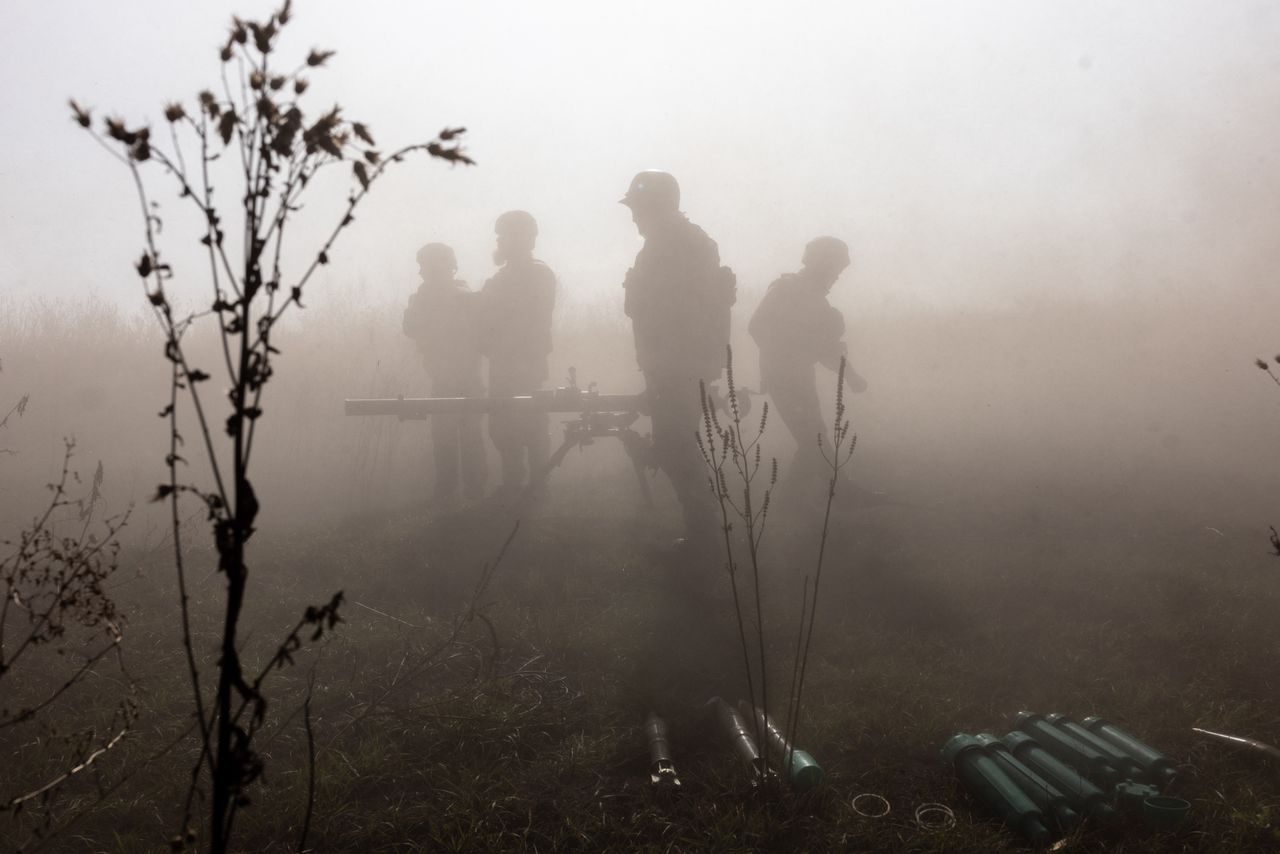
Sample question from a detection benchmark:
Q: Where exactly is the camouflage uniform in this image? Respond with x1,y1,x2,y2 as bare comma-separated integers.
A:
478,255,557,491
621,172,735,542
748,237,863,481
748,273,846,477
403,262,488,500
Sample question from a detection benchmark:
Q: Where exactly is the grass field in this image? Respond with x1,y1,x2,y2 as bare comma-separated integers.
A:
3,452,1279,853
3,291,1280,852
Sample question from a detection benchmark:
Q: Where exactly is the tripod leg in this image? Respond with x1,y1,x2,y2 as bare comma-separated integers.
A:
522,434,577,503
631,456,655,508
620,429,656,508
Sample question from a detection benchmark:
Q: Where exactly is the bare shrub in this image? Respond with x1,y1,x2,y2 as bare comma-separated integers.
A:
0,439,134,842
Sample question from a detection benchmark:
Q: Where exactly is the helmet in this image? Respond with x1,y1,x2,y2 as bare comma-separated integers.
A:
495,209,538,238
416,242,457,272
802,236,851,271
619,170,680,212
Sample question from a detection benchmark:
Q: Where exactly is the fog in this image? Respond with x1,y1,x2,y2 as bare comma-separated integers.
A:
3,3,1280,848
1,0,1277,544
7,0,1280,312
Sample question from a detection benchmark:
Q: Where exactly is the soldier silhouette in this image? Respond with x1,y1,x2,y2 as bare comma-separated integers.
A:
748,236,867,485
477,210,557,500
402,242,488,503
620,171,736,552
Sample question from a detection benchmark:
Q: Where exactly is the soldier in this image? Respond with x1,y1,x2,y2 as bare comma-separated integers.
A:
402,242,488,503
620,170,736,551
747,236,867,484
477,210,557,499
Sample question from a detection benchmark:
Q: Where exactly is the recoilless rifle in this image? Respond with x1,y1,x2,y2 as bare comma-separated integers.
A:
344,369,746,505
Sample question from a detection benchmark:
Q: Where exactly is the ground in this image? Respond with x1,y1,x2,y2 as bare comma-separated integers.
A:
2,460,1279,853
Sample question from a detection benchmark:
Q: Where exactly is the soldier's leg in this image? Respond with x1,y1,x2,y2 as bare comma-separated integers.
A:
431,411,462,499
486,366,524,492
459,412,488,499
526,411,551,482
648,372,717,541
450,374,488,499
489,412,525,490
764,364,828,480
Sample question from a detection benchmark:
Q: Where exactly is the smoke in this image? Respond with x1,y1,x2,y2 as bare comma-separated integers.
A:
1,0,1277,536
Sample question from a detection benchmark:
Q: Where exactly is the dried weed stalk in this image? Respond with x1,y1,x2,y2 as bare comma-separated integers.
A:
71,3,471,850
697,349,857,789
697,346,778,782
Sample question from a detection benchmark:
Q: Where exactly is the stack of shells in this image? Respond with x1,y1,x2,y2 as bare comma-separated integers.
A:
941,712,1188,845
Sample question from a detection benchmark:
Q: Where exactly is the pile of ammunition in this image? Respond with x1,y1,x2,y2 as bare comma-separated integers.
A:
644,698,826,793
942,711,1189,844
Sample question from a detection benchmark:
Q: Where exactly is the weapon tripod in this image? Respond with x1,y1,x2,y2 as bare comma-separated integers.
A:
526,405,655,507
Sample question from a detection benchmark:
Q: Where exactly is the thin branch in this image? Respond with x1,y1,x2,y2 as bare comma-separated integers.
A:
330,523,520,738
787,357,857,768
167,361,213,758
0,639,121,730
2,726,129,810
297,669,317,854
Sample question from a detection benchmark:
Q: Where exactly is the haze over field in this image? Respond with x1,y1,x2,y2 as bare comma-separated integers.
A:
1,0,1279,536
7,4,1280,852
4,0,1280,314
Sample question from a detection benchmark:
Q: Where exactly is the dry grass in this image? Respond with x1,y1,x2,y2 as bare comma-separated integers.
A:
2,459,1278,852
2,293,1279,851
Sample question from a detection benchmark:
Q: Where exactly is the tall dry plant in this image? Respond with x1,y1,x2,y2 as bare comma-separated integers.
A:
782,356,856,778
0,388,29,458
1254,355,1280,556
71,3,471,850
697,348,857,787
0,439,133,839
697,346,778,781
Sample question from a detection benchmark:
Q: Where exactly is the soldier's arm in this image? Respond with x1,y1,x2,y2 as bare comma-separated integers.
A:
817,306,866,391
402,291,421,338
537,266,557,355
622,266,638,318
747,281,787,350
814,304,847,367
819,342,868,393
472,280,498,355
538,265,557,314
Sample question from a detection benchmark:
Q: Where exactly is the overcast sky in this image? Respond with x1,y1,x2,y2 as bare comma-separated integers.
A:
3,0,1279,314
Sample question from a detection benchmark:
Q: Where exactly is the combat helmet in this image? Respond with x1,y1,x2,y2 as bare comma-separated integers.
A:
802,236,851,272
495,209,538,238
416,242,457,274
619,170,680,213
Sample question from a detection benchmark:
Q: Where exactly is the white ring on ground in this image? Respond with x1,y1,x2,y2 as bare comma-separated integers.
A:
851,793,891,818
915,802,956,830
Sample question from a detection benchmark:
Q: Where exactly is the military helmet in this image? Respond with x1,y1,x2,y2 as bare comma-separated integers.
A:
619,170,680,212
802,236,851,271
416,242,457,271
495,209,538,238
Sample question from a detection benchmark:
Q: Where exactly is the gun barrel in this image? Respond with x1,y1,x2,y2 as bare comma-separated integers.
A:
344,390,647,418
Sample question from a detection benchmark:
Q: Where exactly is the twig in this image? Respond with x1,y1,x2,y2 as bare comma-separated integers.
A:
297,669,317,854
331,522,519,738
352,600,422,629
4,726,129,810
